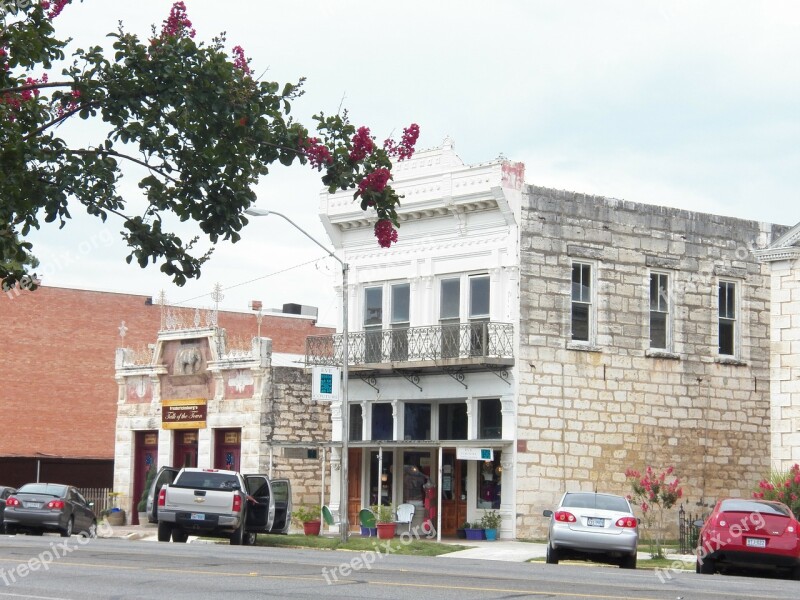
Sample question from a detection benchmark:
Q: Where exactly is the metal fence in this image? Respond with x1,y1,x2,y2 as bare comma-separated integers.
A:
678,503,704,555
78,487,113,514
306,322,514,366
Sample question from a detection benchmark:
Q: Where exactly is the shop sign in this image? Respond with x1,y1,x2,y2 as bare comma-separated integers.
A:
162,399,207,430
456,447,493,461
311,366,340,401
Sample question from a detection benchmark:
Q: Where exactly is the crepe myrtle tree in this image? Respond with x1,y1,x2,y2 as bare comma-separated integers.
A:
0,1,419,290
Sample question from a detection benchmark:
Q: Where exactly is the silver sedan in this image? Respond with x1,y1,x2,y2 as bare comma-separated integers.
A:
4,483,97,538
543,492,639,568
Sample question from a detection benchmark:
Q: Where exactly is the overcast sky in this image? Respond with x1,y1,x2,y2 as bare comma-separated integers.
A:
20,0,800,327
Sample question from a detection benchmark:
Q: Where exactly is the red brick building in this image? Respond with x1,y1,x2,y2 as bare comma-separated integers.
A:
0,285,331,487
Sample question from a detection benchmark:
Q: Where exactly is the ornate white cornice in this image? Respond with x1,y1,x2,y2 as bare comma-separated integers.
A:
753,247,800,263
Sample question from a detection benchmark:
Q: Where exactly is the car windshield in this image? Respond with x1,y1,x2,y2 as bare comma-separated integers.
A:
562,493,630,512
17,483,67,497
719,499,791,517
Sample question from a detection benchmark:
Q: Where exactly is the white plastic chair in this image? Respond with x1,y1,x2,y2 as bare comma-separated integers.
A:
395,503,415,533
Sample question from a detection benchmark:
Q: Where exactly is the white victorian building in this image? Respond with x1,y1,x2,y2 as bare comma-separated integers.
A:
308,139,524,538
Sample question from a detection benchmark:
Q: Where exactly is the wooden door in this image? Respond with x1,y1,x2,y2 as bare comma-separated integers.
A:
214,429,241,471
173,430,198,468
347,448,361,531
132,431,158,525
440,450,467,536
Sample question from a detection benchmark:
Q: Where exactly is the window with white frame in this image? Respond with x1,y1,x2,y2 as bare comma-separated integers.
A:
571,263,592,342
439,273,491,358
390,283,410,361
649,272,670,350
718,280,737,356
364,286,383,363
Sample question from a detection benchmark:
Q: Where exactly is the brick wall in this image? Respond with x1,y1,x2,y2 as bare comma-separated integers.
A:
516,187,787,537
0,285,332,460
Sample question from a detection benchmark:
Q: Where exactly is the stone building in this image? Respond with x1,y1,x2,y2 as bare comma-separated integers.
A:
114,302,332,523
516,187,787,537
755,223,800,469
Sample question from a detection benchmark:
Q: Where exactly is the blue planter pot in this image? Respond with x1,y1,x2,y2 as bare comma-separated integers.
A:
484,528,497,541
360,526,371,537
465,528,485,541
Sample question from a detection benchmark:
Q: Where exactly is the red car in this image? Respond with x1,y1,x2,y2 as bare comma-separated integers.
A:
696,498,800,579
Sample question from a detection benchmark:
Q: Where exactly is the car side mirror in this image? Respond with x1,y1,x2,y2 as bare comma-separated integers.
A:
543,509,553,517
692,519,704,527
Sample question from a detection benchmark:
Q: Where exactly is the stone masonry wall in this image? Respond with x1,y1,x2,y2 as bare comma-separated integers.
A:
770,260,800,468
262,366,332,511
516,186,787,538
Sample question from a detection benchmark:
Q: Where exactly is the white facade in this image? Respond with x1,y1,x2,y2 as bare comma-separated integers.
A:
317,139,524,538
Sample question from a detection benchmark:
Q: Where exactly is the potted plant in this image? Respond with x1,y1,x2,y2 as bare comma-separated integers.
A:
105,491,126,526
137,468,156,524
464,521,485,541
292,505,321,536
456,521,469,540
371,504,396,539
481,510,502,541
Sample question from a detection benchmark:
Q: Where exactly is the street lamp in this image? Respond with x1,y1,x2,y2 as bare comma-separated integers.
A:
244,207,350,541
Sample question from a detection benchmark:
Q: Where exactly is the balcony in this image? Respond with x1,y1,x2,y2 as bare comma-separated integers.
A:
305,322,514,373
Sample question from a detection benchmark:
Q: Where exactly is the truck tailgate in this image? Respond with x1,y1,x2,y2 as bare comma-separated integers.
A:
166,487,235,512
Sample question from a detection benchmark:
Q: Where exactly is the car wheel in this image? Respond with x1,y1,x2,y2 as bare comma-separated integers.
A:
60,518,73,538
698,557,715,574
242,532,256,546
4,525,14,535
230,520,245,545
157,522,173,542
620,553,637,569
546,544,559,565
172,528,188,543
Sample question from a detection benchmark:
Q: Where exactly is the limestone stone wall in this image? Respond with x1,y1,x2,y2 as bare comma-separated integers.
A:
516,186,786,538
769,260,800,468
262,366,332,509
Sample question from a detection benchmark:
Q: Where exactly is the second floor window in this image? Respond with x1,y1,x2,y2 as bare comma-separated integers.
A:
719,281,737,356
650,272,669,350
571,263,592,342
364,287,383,362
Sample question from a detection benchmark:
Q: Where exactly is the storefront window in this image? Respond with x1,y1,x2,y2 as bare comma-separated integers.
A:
479,398,502,439
476,451,502,509
402,451,431,503
371,403,393,441
404,403,431,440
369,451,394,506
349,404,363,441
438,403,467,440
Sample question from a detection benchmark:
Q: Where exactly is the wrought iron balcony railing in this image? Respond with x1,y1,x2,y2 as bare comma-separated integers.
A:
306,322,514,369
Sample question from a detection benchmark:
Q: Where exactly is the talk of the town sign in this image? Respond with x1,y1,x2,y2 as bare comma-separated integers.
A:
161,398,207,430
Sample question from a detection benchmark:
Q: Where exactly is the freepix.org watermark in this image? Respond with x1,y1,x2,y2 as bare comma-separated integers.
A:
0,520,114,587
655,511,766,583
322,524,435,585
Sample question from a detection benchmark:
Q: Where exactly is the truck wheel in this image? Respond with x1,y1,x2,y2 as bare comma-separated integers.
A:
230,521,245,545
172,528,188,543
243,532,256,546
157,522,173,542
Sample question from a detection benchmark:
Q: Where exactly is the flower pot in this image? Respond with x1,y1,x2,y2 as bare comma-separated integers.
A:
370,527,377,537
484,528,497,541
456,528,466,539
303,520,321,536
106,509,126,526
376,522,396,539
465,528,485,541
360,526,371,537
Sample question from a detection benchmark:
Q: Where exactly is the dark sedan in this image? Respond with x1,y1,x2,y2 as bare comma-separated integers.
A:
0,485,17,532
4,483,97,537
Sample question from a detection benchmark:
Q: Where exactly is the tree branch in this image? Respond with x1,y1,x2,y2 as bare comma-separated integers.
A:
23,101,101,141
0,81,77,95
68,148,180,184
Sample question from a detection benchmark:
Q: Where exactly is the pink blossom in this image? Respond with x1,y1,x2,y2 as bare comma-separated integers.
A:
231,45,251,76
349,127,374,161
358,168,391,194
374,219,398,249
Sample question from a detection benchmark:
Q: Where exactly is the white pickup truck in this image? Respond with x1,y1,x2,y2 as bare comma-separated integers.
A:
154,467,291,545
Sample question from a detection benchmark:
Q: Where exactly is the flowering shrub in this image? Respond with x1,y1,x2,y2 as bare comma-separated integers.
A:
753,464,800,517
625,465,683,558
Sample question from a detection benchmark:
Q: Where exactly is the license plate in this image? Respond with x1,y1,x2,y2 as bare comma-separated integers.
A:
587,517,605,527
746,538,766,548
190,513,205,521
25,502,42,509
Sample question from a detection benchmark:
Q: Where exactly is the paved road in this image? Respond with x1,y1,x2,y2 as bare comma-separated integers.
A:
1,533,799,599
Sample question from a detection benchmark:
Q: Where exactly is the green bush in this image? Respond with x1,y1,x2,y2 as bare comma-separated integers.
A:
137,468,156,513
481,510,502,530
292,505,321,524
